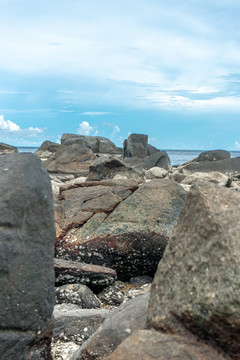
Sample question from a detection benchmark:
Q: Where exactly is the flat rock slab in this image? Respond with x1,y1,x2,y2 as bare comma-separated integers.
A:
104,330,229,360
147,182,240,359
70,293,149,360
54,258,117,291
58,180,186,280
53,304,111,346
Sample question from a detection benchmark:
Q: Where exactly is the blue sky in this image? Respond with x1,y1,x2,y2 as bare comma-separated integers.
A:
0,0,240,149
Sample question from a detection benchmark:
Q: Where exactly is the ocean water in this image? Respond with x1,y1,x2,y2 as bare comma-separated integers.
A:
18,146,240,167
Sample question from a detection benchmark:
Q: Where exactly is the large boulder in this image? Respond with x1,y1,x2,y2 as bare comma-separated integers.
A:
58,180,186,280
0,154,55,359
178,156,240,175
135,151,171,171
35,140,63,159
147,182,240,359
44,143,95,175
105,330,229,360
123,133,148,158
61,134,121,154
87,156,143,181
70,293,150,360
0,142,18,155
193,149,231,163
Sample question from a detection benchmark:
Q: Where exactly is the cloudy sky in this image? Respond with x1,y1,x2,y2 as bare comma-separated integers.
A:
0,0,240,149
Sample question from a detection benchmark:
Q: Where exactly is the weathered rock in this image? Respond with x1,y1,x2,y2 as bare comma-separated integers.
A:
51,341,79,360
53,304,111,346
0,142,18,155
181,171,229,187
55,284,101,308
54,258,117,292
135,151,171,171
70,293,150,360
97,282,125,306
61,134,121,154
129,275,153,285
58,180,186,280
145,167,168,179
147,182,240,359
178,156,240,175
147,143,160,156
193,149,231,163
44,143,94,175
87,156,142,181
123,133,148,158
104,330,229,360
35,140,63,159
0,154,55,359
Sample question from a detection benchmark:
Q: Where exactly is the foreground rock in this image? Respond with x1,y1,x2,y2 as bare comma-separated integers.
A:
105,330,229,360
70,293,150,360
58,180,186,280
54,258,117,292
147,182,240,359
0,154,55,360
0,142,18,155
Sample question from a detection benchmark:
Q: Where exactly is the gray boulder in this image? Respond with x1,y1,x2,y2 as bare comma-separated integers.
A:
123,133,148,158
70,293,150,360
61,134,121,154
178,156,240,175
0,142,18,155
55,284,101,308
147,182,240,359
35,140,63,159
193,149,231,163
0,154,55,359
135,151,171,171
44,143,94,175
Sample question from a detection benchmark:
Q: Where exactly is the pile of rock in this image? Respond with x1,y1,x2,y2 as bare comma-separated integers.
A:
1,133,240,360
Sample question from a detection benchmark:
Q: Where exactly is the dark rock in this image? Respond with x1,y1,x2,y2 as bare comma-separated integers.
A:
61,134,121,154
53,304,110,346
147,143,160,156
55,284,101,308
87,156,142,181
35,140,63,159
135,151,171,171
70,293,150,360
54,258,117,292
0,154,55,359
147,182,240,359
193,149,231,163
123,133,148,158
0,142,18,155
129,275,153,285
97,282,125,306
44,143,94,175
58,180,186,281
178,156,240,175
104,330,229,360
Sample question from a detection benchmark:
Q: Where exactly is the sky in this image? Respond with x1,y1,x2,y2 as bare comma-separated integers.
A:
0,0,240,150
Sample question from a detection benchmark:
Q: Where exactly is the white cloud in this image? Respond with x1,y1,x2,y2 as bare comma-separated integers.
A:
77,121,94,135
0,114,20,131
235,141,240,149
110,125,120,139
0,114,44,137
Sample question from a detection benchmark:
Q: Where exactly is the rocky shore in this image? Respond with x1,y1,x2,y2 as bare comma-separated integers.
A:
0,133,240,359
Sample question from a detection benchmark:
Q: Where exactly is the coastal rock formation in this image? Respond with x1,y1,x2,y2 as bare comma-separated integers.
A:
123,133,148,158
0,142,18,155
55,284,101,308
147,182,240,359
57,179,186,280
192,149,231,163
35,140,63,160
70,294,150,360
0,154,55,360
61,134,122,154
44,143,95,175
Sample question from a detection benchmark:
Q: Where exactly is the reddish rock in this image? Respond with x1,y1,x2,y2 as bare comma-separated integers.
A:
104,330,229,360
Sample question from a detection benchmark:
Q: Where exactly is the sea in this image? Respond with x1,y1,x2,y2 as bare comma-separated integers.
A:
17,147,240,167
